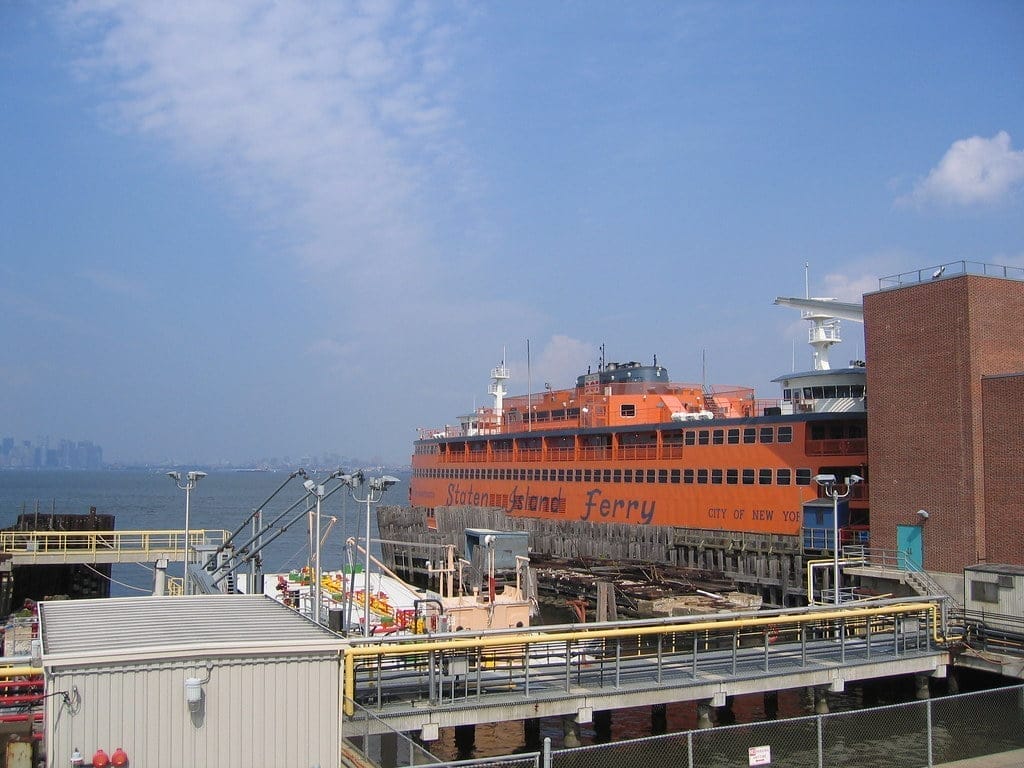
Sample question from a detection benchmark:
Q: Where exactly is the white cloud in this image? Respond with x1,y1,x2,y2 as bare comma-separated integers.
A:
899,131,1024,207
61,1,464,281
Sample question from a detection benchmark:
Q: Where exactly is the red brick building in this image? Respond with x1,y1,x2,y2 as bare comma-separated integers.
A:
863,271,1024,583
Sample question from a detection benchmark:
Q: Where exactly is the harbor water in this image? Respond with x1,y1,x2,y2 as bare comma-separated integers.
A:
0,470,1011,762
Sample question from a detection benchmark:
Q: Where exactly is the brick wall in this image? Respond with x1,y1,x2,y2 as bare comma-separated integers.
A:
864,275,1024,575
982,373,1024,564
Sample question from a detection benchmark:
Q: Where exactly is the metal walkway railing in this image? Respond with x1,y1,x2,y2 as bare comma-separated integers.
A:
0,529,229,565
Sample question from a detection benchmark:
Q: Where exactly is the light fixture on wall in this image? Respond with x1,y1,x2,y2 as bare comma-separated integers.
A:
917,509,930,520
185,677,203,711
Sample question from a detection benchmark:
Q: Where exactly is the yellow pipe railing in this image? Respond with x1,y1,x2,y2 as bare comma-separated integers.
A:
343,601,941,715
0,529,229,558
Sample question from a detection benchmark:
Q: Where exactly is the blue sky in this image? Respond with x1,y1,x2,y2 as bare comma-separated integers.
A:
2,2,1022,466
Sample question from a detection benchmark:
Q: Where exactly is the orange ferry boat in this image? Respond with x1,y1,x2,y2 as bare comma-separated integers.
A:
411,305,869,548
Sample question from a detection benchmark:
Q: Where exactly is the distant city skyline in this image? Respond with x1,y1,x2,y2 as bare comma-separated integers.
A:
2,3,1022,466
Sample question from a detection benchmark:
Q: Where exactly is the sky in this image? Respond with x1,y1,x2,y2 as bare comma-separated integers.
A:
2,2,1023,466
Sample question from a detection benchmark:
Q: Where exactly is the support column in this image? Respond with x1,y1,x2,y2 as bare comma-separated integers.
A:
379,732,398,768
454,724,475,758
594,710,612,743
764,691,779,720
562,716,581,748
814,686,830,714
524,718,541,750
915,674,931,700
696,700,714,729
651,703,667,735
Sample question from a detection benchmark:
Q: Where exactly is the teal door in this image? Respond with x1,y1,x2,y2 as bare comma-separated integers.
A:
897,525,923,570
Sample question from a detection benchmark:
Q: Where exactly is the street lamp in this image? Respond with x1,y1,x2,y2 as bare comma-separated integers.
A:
813,473,862,605
303,478,326,624
340,472,400,637
168,470,207,595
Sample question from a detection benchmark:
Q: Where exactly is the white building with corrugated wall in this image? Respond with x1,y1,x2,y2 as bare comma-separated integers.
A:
39,594,348,768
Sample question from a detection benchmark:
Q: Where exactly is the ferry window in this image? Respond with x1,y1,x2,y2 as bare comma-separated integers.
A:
783,388,792,401
557,470,565,482
759,469,773,485
852,385,865,397
726,469,738,485
697,469,709,484
684,431,696,446
836,385,850,397
584,469,592,482
624,469,633,483
683,469,694,484
659,469,668,483
803,388,813,399
759,427,774,444
777,469,792,485
575,470,583,482
778,426,793,443
742,468,755,485
541,469,549,481
796,469,812,485
711,469,723,484
848,424,865,438
647,470,656,483
727,429,740,445
743,428,756,444
634,470,643,484
810,424,827,440
712,429,724,445
621,404,636,417
613,469,622,483
813,387,825,399
671,469,681,484
698,430,710,445
602,469,612,482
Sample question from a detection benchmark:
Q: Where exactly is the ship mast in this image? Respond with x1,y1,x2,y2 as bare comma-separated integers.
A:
775,265,864,371
489,348,510,428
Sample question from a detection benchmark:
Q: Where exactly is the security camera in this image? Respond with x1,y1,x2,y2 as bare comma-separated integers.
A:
916,509,930,520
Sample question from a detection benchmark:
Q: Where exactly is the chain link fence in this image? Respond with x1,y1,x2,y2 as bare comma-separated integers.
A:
344,684,1024,767
550,684,1024,768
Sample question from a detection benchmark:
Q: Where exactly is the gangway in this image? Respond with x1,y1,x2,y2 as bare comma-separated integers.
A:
0,529,229,566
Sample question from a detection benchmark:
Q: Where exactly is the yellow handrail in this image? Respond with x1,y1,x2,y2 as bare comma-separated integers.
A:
342,600,940,715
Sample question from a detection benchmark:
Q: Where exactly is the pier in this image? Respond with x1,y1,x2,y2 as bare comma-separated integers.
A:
342,597,948,737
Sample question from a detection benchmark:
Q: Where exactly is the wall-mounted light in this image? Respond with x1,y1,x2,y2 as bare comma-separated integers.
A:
917,509,930,520
185,676,203,711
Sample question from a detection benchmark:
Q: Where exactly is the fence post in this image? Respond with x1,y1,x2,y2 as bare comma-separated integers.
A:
816,713,824,768
926,698,934,767
543,736,551,768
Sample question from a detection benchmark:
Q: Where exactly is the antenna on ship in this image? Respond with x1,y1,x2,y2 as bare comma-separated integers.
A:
774,262,864,371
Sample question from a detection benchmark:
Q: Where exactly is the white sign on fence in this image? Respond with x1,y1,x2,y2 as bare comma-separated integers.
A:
748,744,772,766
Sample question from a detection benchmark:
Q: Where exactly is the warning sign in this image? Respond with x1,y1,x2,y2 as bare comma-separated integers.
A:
748,745,771,765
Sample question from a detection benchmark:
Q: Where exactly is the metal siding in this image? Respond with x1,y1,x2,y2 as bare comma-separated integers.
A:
47,655,340,768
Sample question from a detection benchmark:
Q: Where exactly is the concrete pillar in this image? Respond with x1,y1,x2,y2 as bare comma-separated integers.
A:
696,700,714,729
562,716,581,748
454,724,475,758
915,673,931,700
594,710,612,743
651,703,667,735
524,718,542,750
815,686,830,714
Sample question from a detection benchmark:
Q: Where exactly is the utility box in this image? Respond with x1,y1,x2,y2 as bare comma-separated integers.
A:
464,529,529,571
963,563,1024,641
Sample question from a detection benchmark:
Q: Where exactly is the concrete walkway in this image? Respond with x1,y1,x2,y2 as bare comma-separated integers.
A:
935,748,1024,767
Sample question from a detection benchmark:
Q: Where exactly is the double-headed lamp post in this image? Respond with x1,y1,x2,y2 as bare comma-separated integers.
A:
813,473,863,605
340,472,400,637
303,478,326,624
167,470,207,596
